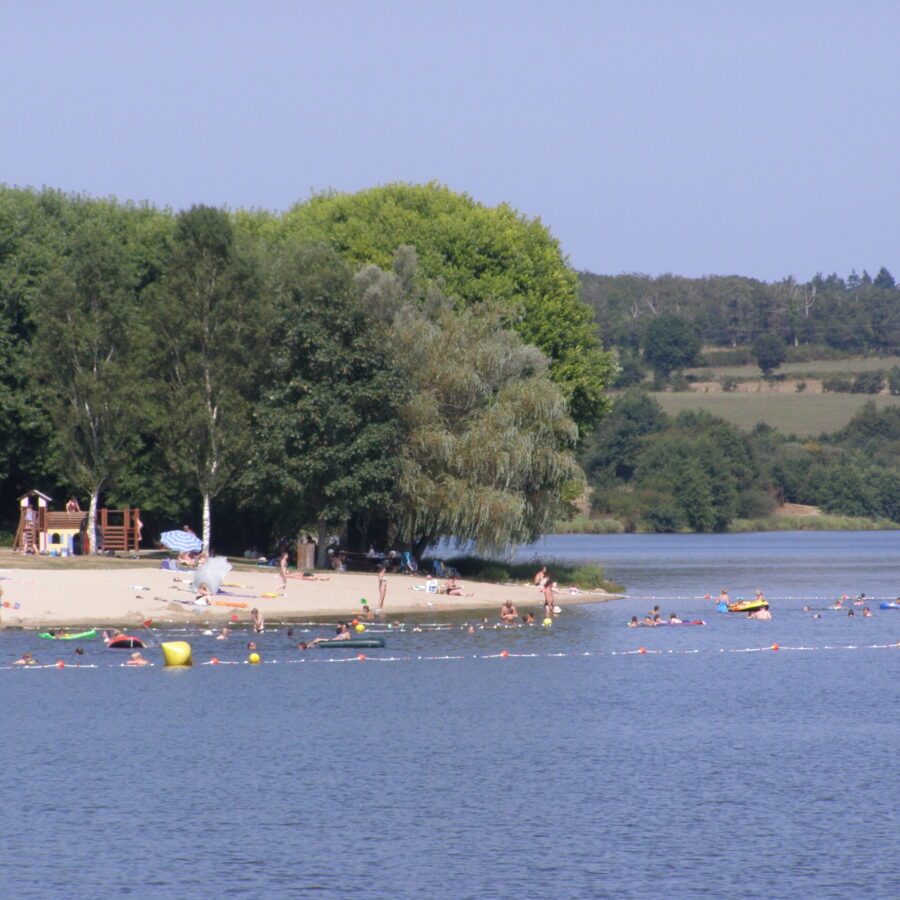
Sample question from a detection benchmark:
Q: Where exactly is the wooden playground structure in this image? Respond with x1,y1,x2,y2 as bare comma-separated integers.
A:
13,490,141,555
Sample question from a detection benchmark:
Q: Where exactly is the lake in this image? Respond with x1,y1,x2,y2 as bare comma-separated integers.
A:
2,532,899,899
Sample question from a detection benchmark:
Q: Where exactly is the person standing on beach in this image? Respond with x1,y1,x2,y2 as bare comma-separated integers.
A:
377,566,387,613
279,551,289,593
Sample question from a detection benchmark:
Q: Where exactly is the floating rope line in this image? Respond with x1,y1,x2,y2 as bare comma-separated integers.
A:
2,641,897,670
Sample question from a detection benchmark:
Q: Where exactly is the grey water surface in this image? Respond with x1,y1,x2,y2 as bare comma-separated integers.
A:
2,531,898,899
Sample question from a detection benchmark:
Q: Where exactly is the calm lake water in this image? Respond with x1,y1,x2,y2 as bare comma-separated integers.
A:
3,532,899,899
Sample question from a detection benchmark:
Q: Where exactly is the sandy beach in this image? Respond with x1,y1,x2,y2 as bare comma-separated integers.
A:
0,557,617,629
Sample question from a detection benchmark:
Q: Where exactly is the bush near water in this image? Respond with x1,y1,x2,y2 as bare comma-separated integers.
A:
428,556,623,594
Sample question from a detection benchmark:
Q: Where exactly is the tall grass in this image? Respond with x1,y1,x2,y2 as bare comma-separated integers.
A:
728,515,899,532
552,516,624,534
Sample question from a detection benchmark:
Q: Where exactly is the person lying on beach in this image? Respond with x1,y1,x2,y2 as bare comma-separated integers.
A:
500,600,518,624
288,572,330,581
126,652,150,666
445,576,471,596
12,652,36,665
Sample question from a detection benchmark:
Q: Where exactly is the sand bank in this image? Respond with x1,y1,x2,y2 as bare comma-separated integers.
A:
0,560,618,629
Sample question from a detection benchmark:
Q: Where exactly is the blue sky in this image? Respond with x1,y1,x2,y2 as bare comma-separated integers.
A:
4,0,898,282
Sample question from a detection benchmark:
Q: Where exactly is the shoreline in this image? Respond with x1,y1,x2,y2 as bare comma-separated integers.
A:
0,560,618,629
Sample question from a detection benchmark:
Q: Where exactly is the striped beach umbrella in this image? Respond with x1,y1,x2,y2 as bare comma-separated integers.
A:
159,530,203,553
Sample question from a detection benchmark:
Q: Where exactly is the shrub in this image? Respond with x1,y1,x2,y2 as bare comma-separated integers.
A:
888,367,900,395
478,565,510,583
850,371,884,394
822,375,852,393
737,488,777,519
641,505,684,533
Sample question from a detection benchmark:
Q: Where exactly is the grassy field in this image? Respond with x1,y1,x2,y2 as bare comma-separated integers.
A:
687,355,900,380
653,391,900,436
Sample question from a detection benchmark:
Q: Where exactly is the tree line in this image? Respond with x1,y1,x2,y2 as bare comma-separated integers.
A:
0,184,616,559
580,267,900,367
583,392,900,531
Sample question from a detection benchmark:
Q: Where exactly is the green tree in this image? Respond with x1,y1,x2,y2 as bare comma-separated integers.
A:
242,183,616,431
751,332,787,377
581,390,669,482
247,243,408,565
642,314,700,378
30,210,143,551
143,206,264,551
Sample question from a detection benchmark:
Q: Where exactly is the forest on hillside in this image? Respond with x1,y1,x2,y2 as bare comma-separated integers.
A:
580,268,900,358
576,269,900,532
0,184,616,559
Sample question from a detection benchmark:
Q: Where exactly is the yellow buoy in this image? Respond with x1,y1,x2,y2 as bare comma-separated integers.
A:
542,618,553,627
248,652,260,664
354,623,366,632
161,641,193,667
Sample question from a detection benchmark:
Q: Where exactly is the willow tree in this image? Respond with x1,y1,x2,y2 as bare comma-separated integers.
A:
356,256,585,556
142,206,264,551
30,208,143,551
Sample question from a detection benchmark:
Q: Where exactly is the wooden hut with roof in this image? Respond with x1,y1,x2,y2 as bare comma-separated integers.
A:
13,490,141,554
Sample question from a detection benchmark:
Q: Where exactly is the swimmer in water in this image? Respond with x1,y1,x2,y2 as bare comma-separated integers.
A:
669,613,683,624
628,616,639,628
12,652,36,665
500,599,518,624
126,651,150,666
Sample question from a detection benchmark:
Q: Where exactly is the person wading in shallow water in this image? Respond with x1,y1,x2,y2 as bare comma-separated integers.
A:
543,576,556,619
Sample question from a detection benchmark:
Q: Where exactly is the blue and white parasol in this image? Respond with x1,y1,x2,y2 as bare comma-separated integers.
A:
160,530,203,553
